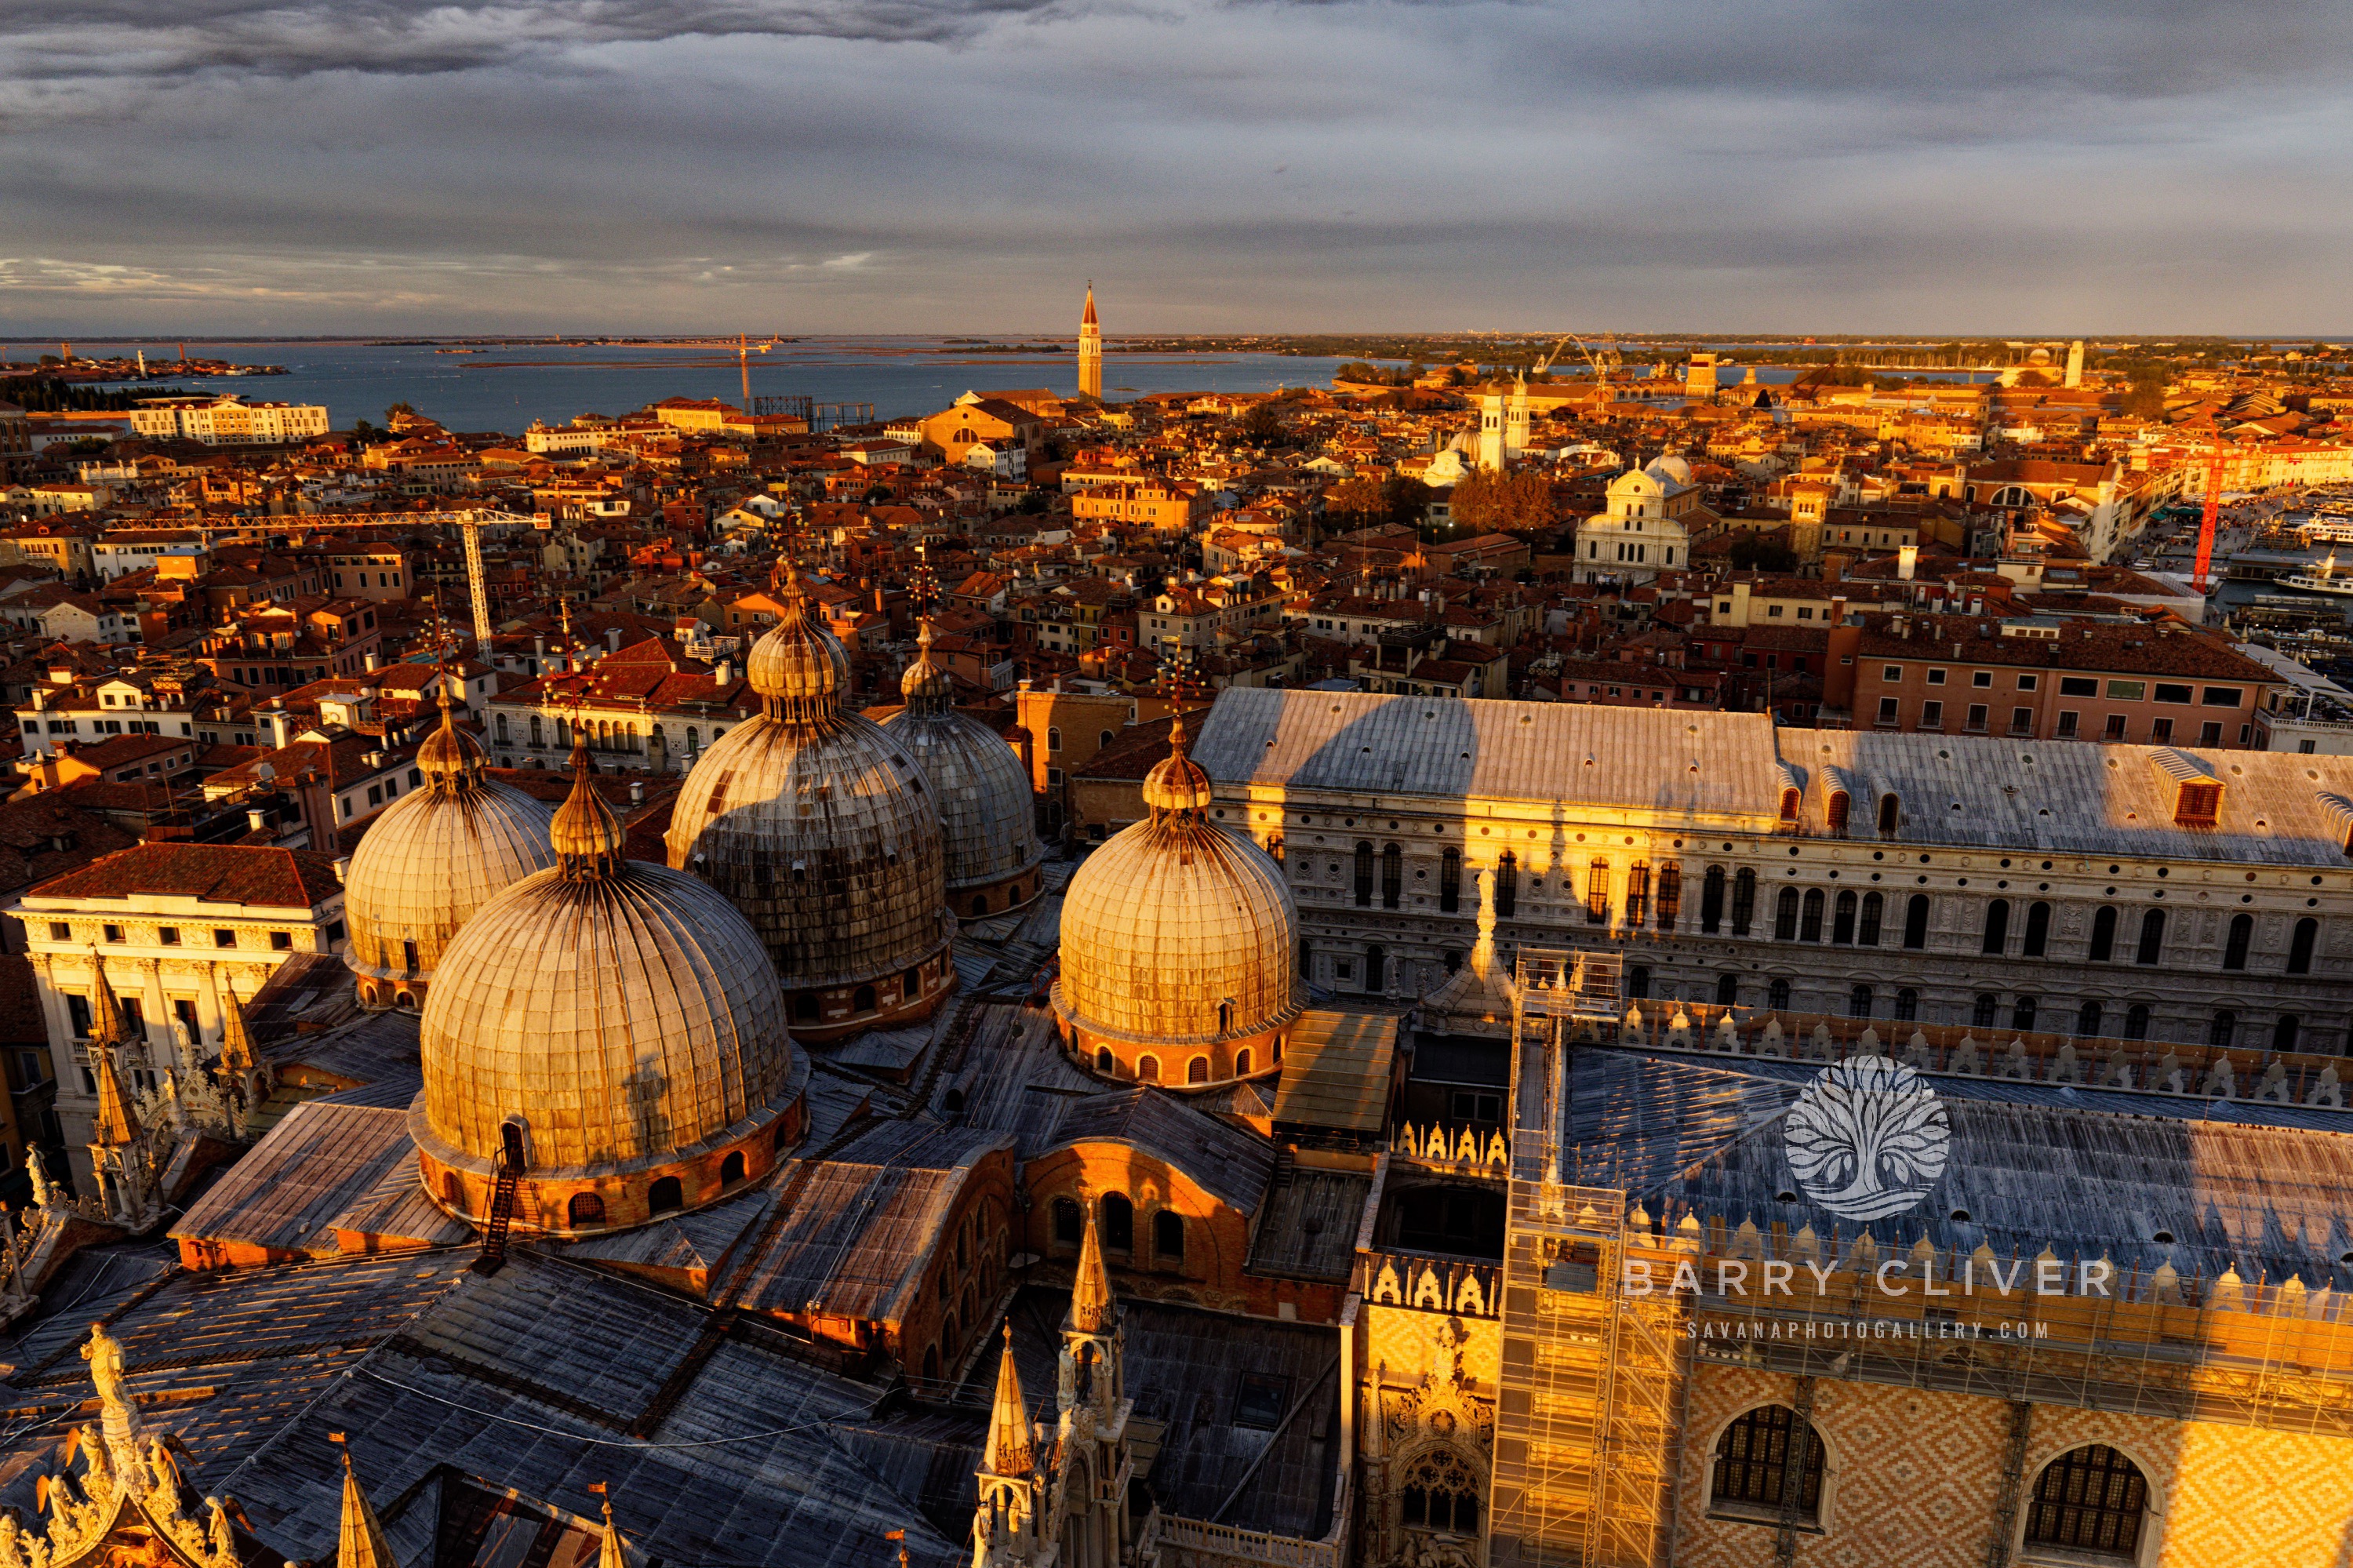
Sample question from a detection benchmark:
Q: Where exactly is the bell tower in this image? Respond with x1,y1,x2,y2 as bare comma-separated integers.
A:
1078,283,1103,402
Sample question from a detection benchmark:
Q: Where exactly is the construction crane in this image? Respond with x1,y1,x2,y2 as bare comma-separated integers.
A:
192,509,533,650
2192,449,2227,594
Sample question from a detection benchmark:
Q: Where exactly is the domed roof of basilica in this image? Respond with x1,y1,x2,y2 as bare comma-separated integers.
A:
1643,453,1694,486
665,572,951,994
342,687,556,996
1056,713,1303,1047
416,742,804,1181
880,621,1042,900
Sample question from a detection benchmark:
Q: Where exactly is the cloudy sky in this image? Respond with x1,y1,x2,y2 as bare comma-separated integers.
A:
2,0,2348,334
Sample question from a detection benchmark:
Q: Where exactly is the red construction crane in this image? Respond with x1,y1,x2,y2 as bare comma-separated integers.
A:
2192,449,2225,594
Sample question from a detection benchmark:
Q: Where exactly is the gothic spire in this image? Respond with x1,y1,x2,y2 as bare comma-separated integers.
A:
330,1435,395,1568
983,1322,1035,1478
592,1483,627,1568
216,977,256,1077
1068,1195,1114,1335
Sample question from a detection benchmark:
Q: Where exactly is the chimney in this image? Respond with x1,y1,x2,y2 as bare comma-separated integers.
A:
715,658,733,684
364,651,378,671
1897,544,1918,582
606,626,622,653
629,780,645,805
247,807,267,835
332,855,350,882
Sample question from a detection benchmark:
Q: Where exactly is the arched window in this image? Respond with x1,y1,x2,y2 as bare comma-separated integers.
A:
2022,900,2050,959
1848,984,1872,1019
1053,1197,1082,1247
1380,843,1402,908
1138,1054,1160,1082
853,984,877,1013
2124,1003,2151,1040
720,1151,746,1186
2089,905,2118,962
1710,1406,1824,1523
1855,891,1883,947
1096,1046,1115,1075
1826,790,1849,835
529,714,543,746
922,1345,939,1382
1973,993,1998,1028
1217,999,1233,1034
2289,917,2318,975
1399,1448,1482,1534
1656,862,1680,931
1627,966,1650,1000
2208,1010,2236,1047
1354,842,1375,907
2136,909,2166,966
1701,865,1726,933
1831,890,1857,945
568,1191,605,1229
1186,1056,1209,1084
773,1120,794,1151
1731,868,1757,936
1799,888,1824,943
494,712,509,741
1773,888,1800,941
1895,987,1918,1021
1100,729,1115,750
1716,973,1739,1006
1366,944,1387,994
904,965,925,999
2076,1001,2103,1036
2013,995,2038,1031
794,994,819,1023
1047,726,1063,753
1586,860,1612,925
1779,787,1801,823
1902,893,1930,950
1877,792,1900,834
1626,861,1651,926
1438,848,1461,913
648,1176,683,1215
1154,1210,1185,1267
1981,899,2009,955
2274,1014,2300,1052
1768,978,1791,1011
2025,1446,2148,1560
1235,1047,1253,1076
1103,1194,1134,1252
1497,852,1518,918
2223,913,2253,971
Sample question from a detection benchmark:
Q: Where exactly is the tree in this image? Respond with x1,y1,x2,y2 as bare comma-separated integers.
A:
385,401,416,424
1239,402,1287,444
2013,369,2052,387
1448,469,1558,533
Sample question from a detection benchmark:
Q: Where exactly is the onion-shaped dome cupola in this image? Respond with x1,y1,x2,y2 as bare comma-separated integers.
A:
880,619,1046,921
413,739,809,1236
664,568,955,1040
342,684,556,1011
1053,708,1302,1090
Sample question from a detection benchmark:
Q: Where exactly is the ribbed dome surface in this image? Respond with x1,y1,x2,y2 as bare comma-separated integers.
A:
419,858,800,1171
342,779,556,985
881,706,1042,895
1057,816,1302,1045
665,712,950,989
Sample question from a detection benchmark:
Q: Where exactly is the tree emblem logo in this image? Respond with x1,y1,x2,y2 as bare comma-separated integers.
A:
1784,1057,1950,1221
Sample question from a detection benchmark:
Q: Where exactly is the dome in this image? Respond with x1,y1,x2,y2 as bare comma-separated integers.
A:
667,580,954,1039
881,622,1044,919
1643,454,1694,486
415,745,808,1235
1054,714,1302,1076
342,691,556,1006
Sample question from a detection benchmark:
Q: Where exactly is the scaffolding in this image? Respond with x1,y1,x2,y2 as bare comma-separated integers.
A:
1486,949,1687,1568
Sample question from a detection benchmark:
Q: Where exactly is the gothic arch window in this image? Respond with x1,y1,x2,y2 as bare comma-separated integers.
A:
1398,1446,1482,1536
1895,987,1918,1021
2077,1001,2103,1036
2013,995,2038,1031
2024,1445,2148,1561
1716,973,1739,1006
1710,1405,1824,1523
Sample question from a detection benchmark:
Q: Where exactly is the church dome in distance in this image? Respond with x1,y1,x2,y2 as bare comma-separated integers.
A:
881,620,1045,921
1644,453,1694,486
666,570,955,1040
1053,708,1302,1090
414,741,809,1237
342,686,556,1011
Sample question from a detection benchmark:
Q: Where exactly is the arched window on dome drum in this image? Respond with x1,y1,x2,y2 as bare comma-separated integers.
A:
1381,844,1402,909
2089,904,2117,961
1138,1055,1160,1083
1096,1047,1116,1075
1700,865,1726,933
402,940,419,974
904,966,923,999
721,1151,746,1186
1187,1056,1209,1085
648,1176,683,1215
2289,917,2318,974
853,985,877,1013
443,1171,464,1209
2137,909,2166,965
1103,1194,1134,1253
1053,1198,1082,1248
569,1191,605,1229
1439,849,1460,913
1235,1048,1252,1076
1831,891,1857,945
1773,888,1799,941
1354,842,1374,908
1858,892,1883,947
1731,868,1757,936
1799,889,1824,943
1497,853,1518,919
1656,863,1679,931
1155,1210,1185,1268
1217,999,1233,1035
1768,979,1791,1011
970,894,988,919
2223,913,2252,971
2025,1445,2148,1559
1903,894,1930,950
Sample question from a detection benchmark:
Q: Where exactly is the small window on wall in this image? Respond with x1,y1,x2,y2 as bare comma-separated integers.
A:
1154,1210,1185,1267
1103,1194,1134,1252
1053,1198,1083,1248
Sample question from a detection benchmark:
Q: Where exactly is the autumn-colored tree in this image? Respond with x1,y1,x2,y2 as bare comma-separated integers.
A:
1448,469,1558,533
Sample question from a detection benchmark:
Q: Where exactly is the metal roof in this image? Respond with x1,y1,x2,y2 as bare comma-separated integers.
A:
1271,1010,1397,1136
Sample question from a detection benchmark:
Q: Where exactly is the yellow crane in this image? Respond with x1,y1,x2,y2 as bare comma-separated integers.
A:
194,509,536,651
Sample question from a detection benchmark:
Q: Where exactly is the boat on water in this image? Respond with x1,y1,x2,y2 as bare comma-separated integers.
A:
2300,519,2353,544
2283,551,2353,596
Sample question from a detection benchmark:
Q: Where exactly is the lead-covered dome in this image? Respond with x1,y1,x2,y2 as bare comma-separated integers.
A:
667,574,954,1039
414,744,808,1236
343,689,556,1010
1054,714,1302,1086
881,622,1044,920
